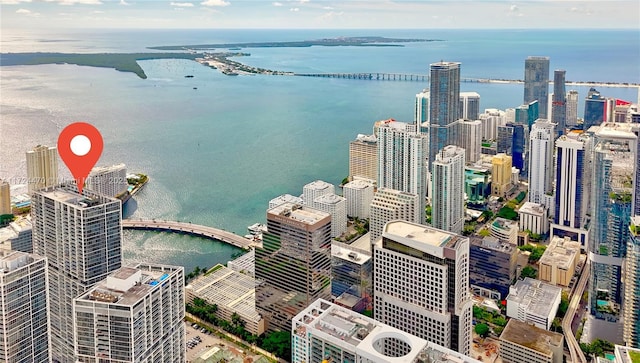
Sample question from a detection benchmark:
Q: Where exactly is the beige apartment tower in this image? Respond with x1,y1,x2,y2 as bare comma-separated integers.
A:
26,145,58,194
0,179,10,214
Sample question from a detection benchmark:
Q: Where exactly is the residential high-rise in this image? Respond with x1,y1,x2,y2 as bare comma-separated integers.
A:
584,88,606,130
552,70,567,138
459,120,482,163
32,184,122,362
428,61,461,169
255,202,332,332
459,91,481,120
624,217,640,348
86,163,128,198
373,220,473,355
528,119,556,205
432,145,466,234
73,264,185,362
479,108,506,141
343,179,374,219
369,187,421,242
0,179,10,214
566,90,579,128
492,153,513,197
0,250,49,362
377,120,428,220
26,145,59,194
415,89,430,128
302,180,334,205
497,123,528,174
0,215,33,253
551,134,588,246
587,123,636,344
312,193,347,238
524,56,550,119
292,299,482,363
465,166,491,210
349,134,378,183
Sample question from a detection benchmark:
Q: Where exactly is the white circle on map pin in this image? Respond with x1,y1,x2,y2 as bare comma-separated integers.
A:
70,135,91,156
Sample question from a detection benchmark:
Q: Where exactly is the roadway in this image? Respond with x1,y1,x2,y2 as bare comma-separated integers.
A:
121,219,257,250
563,259,590,363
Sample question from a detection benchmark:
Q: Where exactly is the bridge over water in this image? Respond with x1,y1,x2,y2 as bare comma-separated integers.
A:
121,219,257,250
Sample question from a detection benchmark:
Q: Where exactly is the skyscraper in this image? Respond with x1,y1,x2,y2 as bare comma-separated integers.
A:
429,61,461,169
369,187,421,242
459,120,482,163
312,193,347,238
492,153,513,197
624,217,640,348
302,180,334,205
26,145,59,194
0,250,49,362
552,134,588,246
432,145,466,234
373,220,473,355
349,134,378,184
32,184,122,362
584,88,606,130
415,89,430,129
0,179,10,214
255,202,332,332
524,56,550,119
566,90,579,128
86,163,128,198
587,123,636,344
459,91,480,121
552,70,567,138
497,123,528,174
528,119,556,205
73,264,185,362
377,120,428,220
342,179,374,219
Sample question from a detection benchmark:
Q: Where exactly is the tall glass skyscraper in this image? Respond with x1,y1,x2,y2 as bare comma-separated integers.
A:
584,88,606,130
432,145,466,234
428,61,461,170
552,69,567,138
624,217,640,348
528,119,556,205
524,56,550,119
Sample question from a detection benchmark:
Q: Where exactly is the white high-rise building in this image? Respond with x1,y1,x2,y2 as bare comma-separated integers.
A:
566,90,579,127
26,145,58,194
459,91,481,120
0,179,10,214
432,145,466,235
73,264,185,362
312,194,347,238
292,299,481,363
343,179,374,219
0,251,49,362
32,184,122,362
369,188,421,242
303,180,334,205
505,108,516,124
377,120,428,220
528,119,556,205
479,108,506,141
349,134,378,184
86,163,128,198
459,120,482,163
374,221,473,355
415,89,430,128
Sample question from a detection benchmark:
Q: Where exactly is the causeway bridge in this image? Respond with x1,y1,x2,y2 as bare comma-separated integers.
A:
121,219,257,250
293,73,640,88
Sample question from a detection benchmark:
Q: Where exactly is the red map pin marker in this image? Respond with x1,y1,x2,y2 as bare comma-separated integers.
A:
57,122,103,195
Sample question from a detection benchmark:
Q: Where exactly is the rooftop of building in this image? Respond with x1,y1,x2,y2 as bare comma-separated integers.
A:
460,91,480,97
314,193,346,205
430,61,460,68
614,345,640,363
0,250,42,273
519,202,547,216
269,193,303,207
353,134,377,143
37,184,117,208
383,220,463,250
500,319,563,356
595,122,637,139
376,118,409,130
434,145,465,163
332,243,371,265
186,264,261,322
90,163,126,175
470,236,516,254
492,218,518,232
539,236,581,269
506,277,562,318
350,232,372,252
78,264,181,307
267,202,330,226
343,179,374,190
303,180,333,191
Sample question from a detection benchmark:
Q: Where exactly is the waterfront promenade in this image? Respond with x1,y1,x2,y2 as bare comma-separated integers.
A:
122,219,257,250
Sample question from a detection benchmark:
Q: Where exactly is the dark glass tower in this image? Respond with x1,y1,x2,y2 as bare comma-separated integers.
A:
428,61,461,170
524,56,550,119
584,87,606,130
552,69,567,138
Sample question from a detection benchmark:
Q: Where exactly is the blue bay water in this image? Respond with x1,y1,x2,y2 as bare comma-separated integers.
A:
1,29,638,272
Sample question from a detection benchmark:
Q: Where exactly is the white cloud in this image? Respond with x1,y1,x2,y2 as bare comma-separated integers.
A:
0,0,32,4
289,7,299,12
44,0,103,4
298,0,308,3
15,7,40,16
201,0,229,6
322,6,333,10
272,1,282,6
170,1,193,6
509,4,518,12
15,8,31,13
92,10,104,13
119,0,129,5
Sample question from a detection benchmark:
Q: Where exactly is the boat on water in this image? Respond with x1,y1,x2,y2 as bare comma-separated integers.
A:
184,75,194,78
248,223,267,235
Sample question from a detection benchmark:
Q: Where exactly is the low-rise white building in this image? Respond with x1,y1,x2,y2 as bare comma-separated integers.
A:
490,217,519,245
499,319,564,363
343,179,374,219
519,202,549,236
292,299,481,363
506,277,562,330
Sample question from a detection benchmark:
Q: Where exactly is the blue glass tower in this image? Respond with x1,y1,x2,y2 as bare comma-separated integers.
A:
524,56,550,119
584,88,606,130
428,61,461,170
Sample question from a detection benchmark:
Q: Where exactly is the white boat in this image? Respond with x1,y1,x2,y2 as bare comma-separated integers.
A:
248,223,267,234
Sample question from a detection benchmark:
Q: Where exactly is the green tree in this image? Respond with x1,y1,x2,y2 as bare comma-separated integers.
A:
493,316,507,327
475,323,490,338
557,291,569,318
521,266,537,279
260,331,292,359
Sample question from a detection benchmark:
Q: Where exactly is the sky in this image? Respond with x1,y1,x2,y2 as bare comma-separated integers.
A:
0,0,639,29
